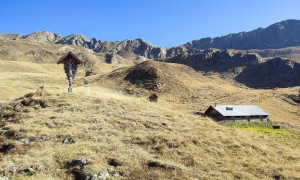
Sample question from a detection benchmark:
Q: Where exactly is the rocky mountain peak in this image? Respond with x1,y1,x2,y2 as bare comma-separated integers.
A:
134,38,159,47
91,37,98,42
56,34,91,47
66,34,90,41
23,31,62,43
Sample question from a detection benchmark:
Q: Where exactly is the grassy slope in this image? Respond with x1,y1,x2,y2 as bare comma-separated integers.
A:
226,122,300,141
0,60,300,179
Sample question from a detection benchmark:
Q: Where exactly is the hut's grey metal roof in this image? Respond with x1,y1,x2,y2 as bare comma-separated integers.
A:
210,105,269,116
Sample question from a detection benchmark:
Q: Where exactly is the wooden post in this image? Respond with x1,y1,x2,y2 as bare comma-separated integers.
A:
68,84,72,93
67,71,73,93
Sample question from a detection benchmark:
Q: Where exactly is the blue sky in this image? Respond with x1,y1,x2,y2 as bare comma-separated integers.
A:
0,0,299,47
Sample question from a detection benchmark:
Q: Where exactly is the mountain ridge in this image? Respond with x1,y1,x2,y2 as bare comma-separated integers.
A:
184,19,300,50
1,19,300,89
0,19,300,54
1,19,300,59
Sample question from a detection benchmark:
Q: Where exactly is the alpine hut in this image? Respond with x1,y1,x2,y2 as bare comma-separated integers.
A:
204,104,269,123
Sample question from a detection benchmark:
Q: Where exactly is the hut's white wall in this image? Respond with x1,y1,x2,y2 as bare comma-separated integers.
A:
217,116,268,124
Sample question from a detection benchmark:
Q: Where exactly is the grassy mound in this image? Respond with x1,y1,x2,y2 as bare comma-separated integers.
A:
89,61,203,96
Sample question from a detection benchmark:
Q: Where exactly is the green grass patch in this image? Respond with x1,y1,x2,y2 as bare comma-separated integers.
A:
226,122,300,141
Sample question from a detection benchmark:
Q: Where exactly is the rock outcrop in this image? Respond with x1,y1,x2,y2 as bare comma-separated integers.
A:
0,33,23,40
93,38,167,59
56,34,91,47
164,49,300,88
23,31,62,43
164,49,262,72
235,57,300,88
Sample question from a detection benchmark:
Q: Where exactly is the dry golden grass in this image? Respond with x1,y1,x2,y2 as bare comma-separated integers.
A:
0,60,300,179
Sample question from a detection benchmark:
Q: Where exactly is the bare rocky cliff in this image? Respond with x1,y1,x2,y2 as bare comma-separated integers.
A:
23,31,63,43
235,57,300,88
0,32,169,59
184,20,300,50
164,49,262,72
163,49,300,88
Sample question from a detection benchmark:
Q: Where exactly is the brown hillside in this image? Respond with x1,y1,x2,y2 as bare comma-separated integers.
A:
88,61,206,96
0,78,300,179
85,61,300,126
0,59,300,180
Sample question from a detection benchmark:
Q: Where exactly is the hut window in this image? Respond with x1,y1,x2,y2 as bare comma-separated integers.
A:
226,107,233,110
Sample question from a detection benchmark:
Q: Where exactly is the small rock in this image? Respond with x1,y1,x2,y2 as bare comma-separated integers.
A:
17,139,31,145
113,171,120,177
7,166,17,174
62,136,75,144
86,169,109,180
45,122,55,129
13,104,23,112
40,134,51,141
36,164,49,171
93,118,101,123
